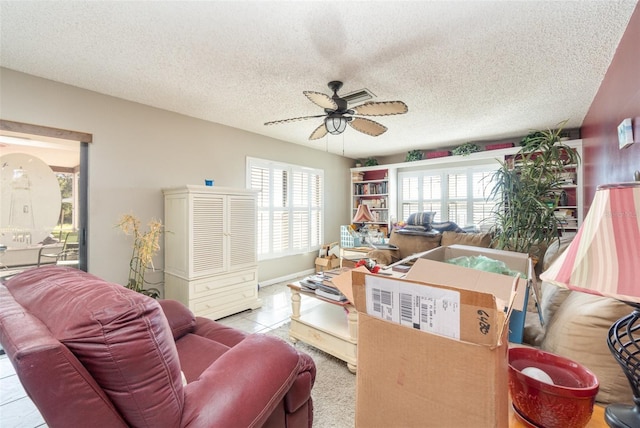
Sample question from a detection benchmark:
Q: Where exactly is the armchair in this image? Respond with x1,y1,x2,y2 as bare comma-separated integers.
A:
0,266,315,428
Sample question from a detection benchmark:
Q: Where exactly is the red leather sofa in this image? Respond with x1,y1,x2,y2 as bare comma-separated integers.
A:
0,266,315,427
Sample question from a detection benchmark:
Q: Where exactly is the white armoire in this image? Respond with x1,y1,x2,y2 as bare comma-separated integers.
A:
163,185,261,319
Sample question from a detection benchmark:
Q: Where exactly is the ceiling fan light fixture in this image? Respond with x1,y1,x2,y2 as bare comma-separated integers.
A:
324,116,348,135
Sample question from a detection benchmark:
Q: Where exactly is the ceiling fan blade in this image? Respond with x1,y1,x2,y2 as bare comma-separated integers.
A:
349,117,388,137
309,122,328,140
351,101,408,116
264,114,325,126
304,91,337,110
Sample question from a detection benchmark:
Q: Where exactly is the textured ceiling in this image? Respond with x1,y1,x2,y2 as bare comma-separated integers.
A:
0,1,637,159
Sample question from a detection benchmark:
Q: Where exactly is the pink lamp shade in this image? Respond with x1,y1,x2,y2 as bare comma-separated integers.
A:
540,182,640,303
353,204,375,223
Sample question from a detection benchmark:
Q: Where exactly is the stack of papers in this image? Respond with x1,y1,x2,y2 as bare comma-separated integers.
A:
300,268,351,302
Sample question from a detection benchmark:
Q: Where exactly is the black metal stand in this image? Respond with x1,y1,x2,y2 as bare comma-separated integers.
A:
605,305,640,428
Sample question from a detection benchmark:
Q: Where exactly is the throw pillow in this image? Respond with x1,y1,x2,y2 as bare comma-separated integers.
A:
541,291,632,405
406,211,436,228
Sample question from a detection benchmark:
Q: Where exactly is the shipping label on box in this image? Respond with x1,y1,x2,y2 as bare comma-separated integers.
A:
365,275,462,340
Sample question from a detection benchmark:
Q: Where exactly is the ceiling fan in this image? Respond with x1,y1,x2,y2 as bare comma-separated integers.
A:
264,81,408,140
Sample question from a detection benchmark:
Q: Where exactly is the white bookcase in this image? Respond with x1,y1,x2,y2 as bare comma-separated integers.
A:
163,185,261,319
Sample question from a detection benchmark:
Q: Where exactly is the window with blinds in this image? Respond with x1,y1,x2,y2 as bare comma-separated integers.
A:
247,157,323,260
398,164,498,230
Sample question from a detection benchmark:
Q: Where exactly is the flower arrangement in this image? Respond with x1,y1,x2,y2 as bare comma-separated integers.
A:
117,214,163,298
355,259,380,274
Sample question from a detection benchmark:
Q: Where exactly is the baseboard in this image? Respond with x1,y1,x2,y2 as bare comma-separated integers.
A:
259,268,315,288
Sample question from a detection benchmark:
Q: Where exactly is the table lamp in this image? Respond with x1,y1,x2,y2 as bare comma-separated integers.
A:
352,203,375,239
540,182,640,428
353,204,375,225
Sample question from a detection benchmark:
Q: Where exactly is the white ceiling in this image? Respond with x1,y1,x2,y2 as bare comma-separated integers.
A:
0,1,637,159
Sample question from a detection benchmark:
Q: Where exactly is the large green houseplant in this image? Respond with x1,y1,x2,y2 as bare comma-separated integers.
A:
488,123,580,258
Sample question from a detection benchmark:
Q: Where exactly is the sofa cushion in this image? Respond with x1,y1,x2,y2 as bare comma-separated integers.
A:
541,291,633,405
538,281,572,328
5,266,184,427
542,236,574,271
522,281,572,347
440,231,492,248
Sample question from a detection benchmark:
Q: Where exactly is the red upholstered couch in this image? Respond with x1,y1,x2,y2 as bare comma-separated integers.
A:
0,266,315,427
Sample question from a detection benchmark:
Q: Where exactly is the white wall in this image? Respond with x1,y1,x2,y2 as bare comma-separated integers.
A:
0,68,353,287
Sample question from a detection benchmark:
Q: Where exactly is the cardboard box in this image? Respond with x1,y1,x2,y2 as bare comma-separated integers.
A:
407,244,534,343
349,270,511,427
315,256,340,273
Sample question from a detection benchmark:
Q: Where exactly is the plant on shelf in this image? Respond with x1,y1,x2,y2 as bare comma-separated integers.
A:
452,142,481,156
405,149,424,162
364,157,379,167
117,214,163,299
488,122,580,259
519,130,546,147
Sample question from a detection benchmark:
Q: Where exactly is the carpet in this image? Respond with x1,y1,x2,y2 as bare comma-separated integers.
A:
266,323,356,428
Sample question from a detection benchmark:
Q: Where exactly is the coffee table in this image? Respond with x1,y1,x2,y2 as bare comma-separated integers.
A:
287,282,357,373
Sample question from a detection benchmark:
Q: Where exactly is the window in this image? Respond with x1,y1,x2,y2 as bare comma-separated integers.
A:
398,164,498,230
247,157,323,260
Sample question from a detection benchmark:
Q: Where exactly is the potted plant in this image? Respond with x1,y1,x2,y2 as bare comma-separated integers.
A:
364,157,379,167
117,214,163,299
488,123,580,259
405,150,424,162
452,142,481,156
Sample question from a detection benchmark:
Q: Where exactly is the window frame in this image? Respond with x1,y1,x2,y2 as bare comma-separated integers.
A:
247,157,324,261
397,162,499,230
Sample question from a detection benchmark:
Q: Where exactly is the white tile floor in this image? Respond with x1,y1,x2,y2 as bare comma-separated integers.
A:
0,280,311,428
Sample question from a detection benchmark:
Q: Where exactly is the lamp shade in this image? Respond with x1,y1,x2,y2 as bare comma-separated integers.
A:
353,204,375,223
325,116,348,135
540,182,640,303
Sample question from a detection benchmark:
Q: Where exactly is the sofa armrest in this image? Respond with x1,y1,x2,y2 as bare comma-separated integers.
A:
181,334,315,428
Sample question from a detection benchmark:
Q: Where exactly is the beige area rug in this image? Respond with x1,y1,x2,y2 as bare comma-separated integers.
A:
267,323,356,428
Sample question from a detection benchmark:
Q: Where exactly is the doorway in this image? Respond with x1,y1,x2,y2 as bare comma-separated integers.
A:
0,120,90,271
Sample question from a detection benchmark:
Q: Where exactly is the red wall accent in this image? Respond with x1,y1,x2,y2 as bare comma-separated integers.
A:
581,3,640,208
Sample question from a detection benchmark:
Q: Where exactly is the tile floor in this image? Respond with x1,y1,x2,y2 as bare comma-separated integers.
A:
0,280,317,428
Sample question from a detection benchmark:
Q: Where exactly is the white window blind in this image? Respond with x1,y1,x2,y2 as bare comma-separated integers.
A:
398,164,498,230
248,157,323,260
